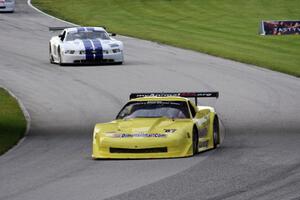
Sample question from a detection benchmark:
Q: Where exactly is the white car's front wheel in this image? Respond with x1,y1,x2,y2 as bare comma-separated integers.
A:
192,126,199,155
49,44,55,64
115,61,123,65
58,47,63,66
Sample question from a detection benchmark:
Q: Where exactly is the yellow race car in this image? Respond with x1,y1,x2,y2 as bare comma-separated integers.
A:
92,92,220,159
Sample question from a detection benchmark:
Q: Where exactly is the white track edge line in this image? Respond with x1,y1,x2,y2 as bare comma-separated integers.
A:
27,0,78,26
27,0,134,41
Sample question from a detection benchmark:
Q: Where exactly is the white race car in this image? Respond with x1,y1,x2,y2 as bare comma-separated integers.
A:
0,0,15,12
49,27,124,65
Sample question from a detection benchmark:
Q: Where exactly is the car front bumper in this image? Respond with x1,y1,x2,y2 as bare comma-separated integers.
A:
61,51,124,64
0,2,15,12
92,134,193,159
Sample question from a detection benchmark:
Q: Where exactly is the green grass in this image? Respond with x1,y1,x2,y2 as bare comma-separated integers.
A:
0,88,27,155
32,0,300,76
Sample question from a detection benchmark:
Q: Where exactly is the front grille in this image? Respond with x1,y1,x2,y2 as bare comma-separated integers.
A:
110,147,168,154
73,59,114,64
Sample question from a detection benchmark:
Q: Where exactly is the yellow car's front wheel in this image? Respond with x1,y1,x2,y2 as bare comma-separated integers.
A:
192,126,198,155
213,119,220,148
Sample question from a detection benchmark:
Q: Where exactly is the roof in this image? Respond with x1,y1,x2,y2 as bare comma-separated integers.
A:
65,27,106,33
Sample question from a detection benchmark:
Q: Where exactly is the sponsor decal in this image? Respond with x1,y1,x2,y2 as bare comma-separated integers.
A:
108,133,167,138
260,20,300,35
130,92,219,99
133,101,182,106
164,129,176,133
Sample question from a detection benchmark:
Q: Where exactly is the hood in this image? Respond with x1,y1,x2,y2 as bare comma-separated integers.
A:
63,40,84,51
100,39,122,50
110,118,192,134
63,39,122,51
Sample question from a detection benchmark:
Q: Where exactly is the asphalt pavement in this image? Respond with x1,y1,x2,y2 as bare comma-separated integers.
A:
0,1,300,200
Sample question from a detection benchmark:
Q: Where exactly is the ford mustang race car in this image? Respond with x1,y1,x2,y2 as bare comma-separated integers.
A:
0,0,15,12
92,92,221,159
49,27,124,65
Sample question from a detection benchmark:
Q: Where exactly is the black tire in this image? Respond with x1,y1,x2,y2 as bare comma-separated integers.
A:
192,126,199,155
58,47,63,66
49,44,54,64
213,118,220,149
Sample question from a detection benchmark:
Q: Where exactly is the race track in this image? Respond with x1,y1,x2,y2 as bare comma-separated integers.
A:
1,1,300,200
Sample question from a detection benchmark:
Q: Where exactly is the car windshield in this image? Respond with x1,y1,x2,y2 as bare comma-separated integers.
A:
116,101,191,119
65,31,110,41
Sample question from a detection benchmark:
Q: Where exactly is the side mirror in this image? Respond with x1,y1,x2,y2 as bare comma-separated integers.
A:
195,112,205,119
110,33,116,36
195,109,210,119
58,34,64,41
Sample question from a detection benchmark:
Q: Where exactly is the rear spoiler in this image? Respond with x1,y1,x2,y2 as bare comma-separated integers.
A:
129,92,219,105
49,26,77,31
49,26,107,31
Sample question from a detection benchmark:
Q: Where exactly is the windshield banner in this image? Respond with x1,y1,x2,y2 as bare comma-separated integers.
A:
260,20,300,35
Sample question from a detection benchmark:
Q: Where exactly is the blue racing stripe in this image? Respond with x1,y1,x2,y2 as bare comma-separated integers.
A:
82,40,94,60
77,27,85,32
91,39,103,60
86,27,94,31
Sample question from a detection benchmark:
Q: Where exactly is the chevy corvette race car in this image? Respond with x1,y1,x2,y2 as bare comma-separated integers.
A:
0,0,15,12
49,27,124,65
92,92,221,159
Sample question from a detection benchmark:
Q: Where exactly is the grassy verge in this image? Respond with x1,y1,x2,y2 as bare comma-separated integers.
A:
32,0,300,77
0,88,27,155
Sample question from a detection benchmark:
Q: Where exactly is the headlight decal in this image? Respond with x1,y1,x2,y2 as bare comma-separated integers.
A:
64,50,75,54
112,49,121,53
110,43,119,48
103,50,109,54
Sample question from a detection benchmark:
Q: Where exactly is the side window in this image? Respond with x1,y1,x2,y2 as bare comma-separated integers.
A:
188,101,196,117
